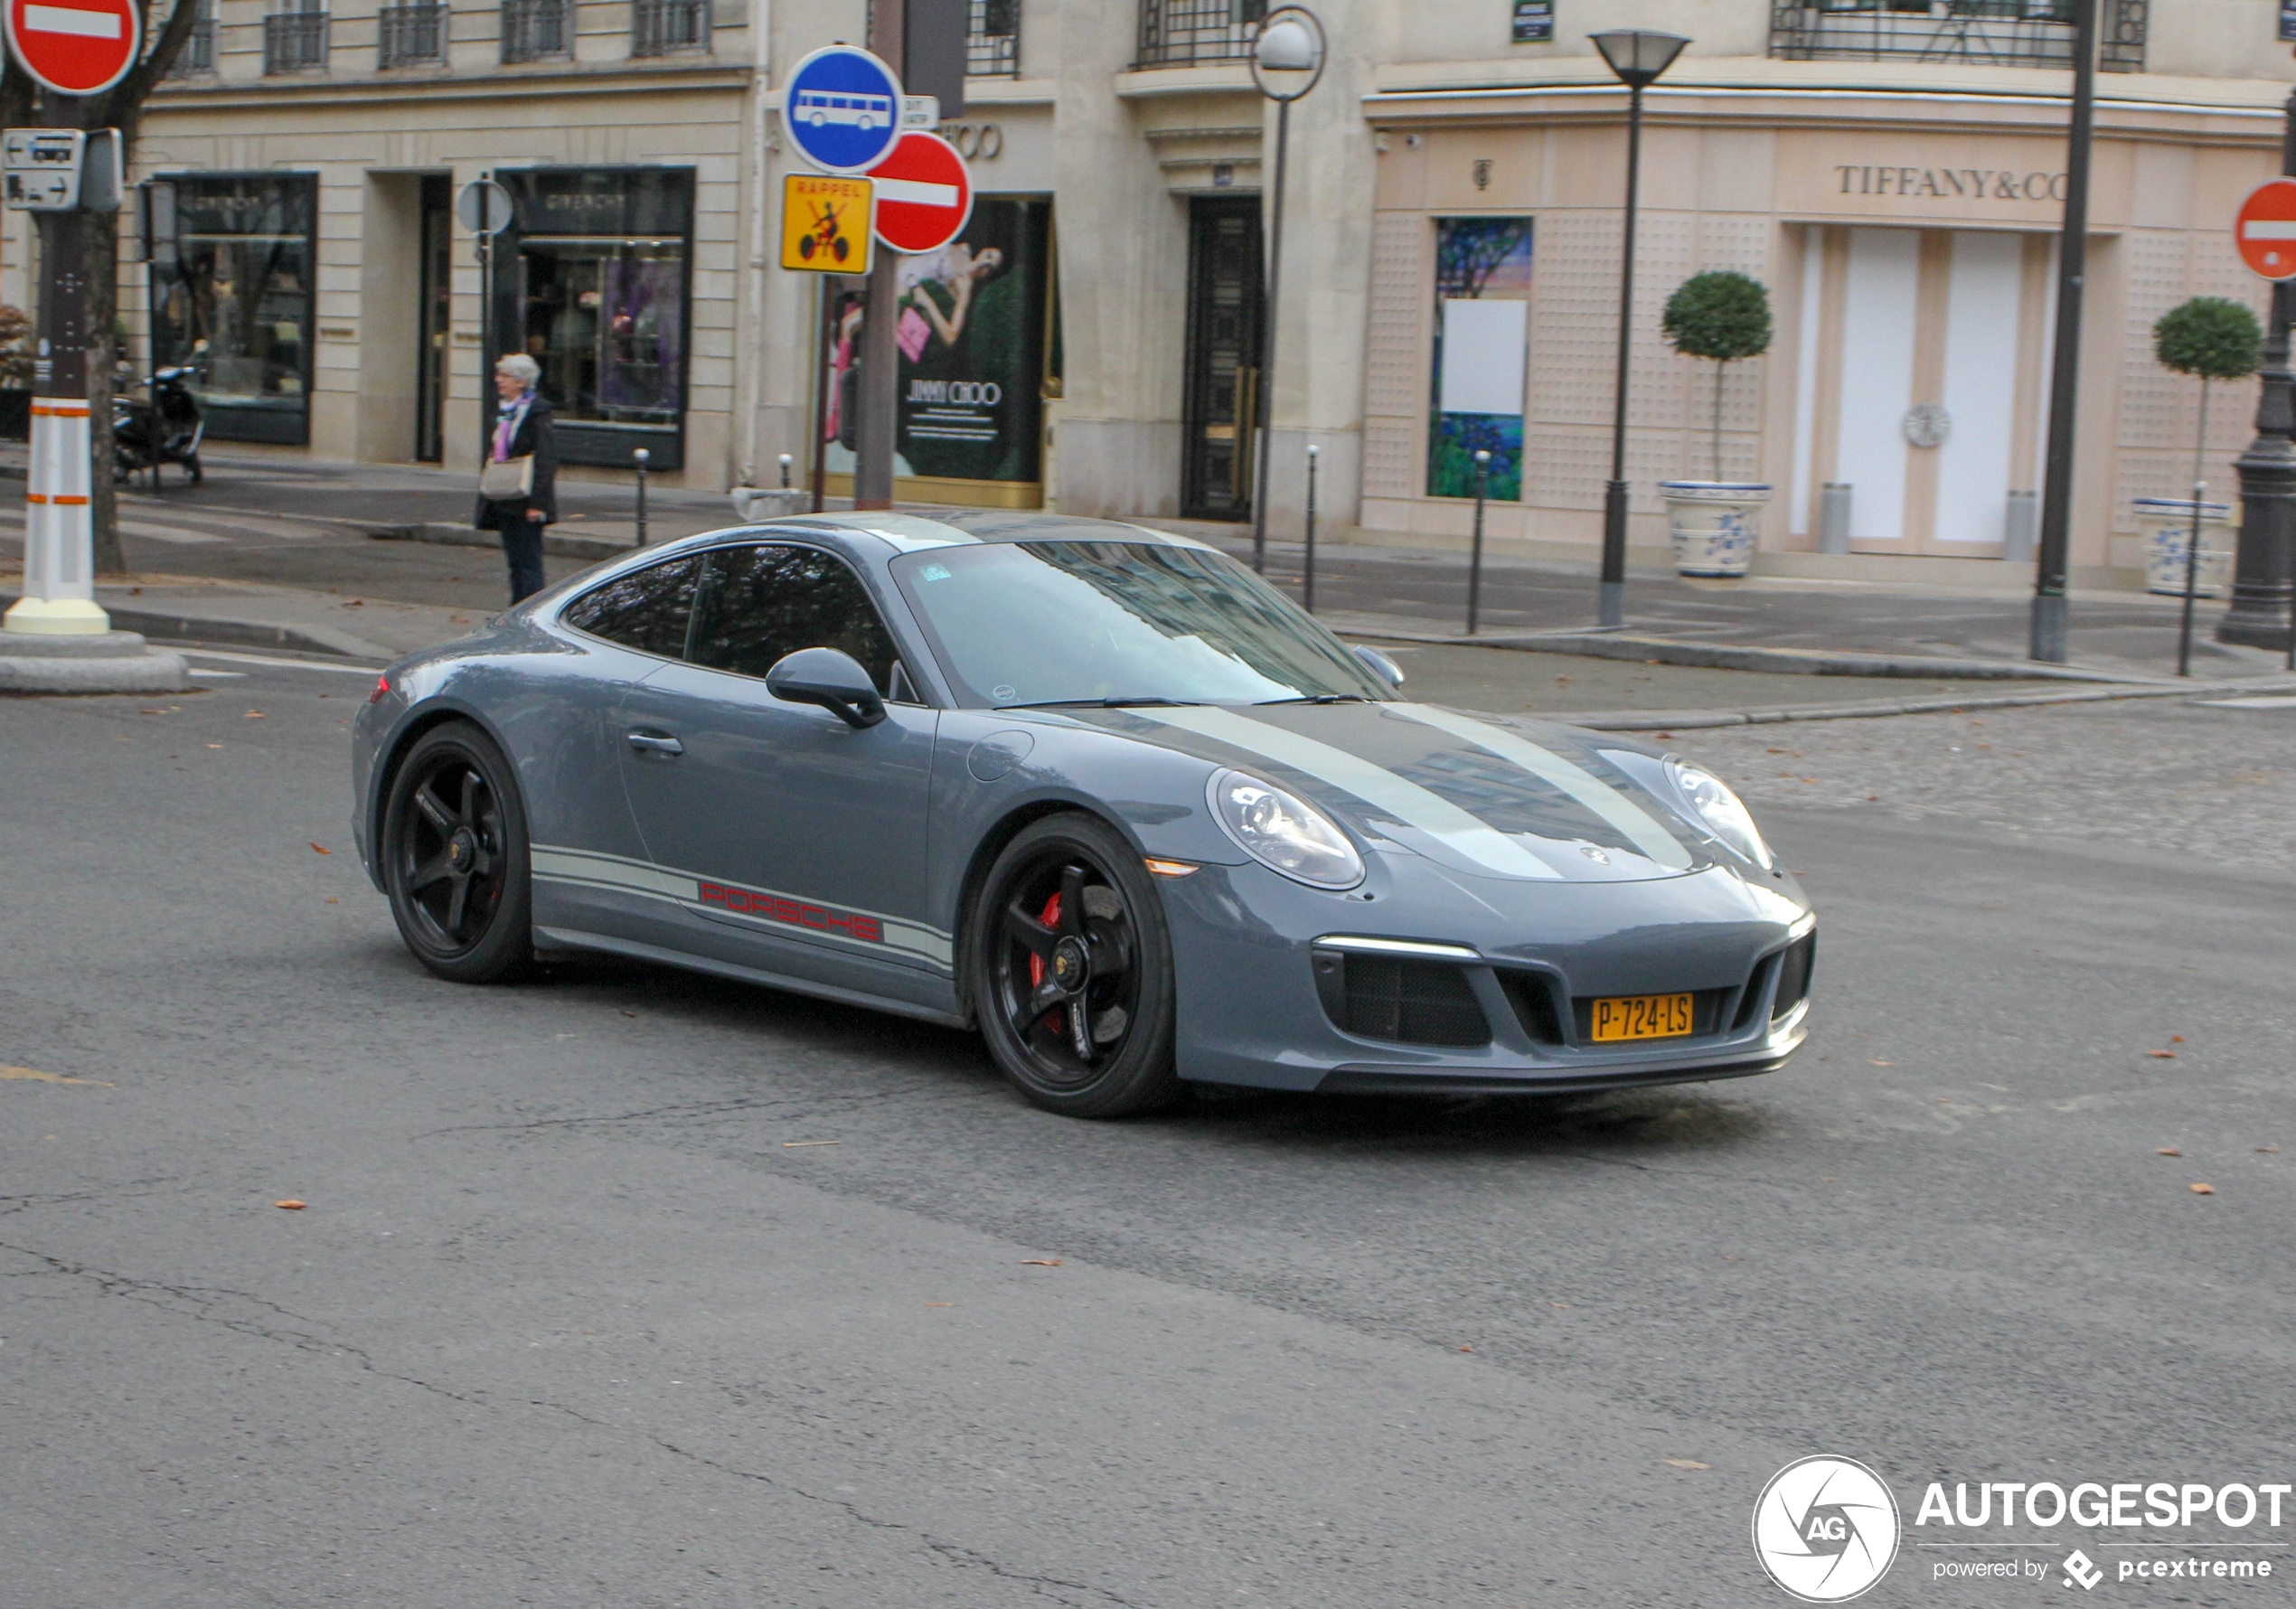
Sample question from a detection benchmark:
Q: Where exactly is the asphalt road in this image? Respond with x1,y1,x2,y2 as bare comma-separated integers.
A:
5,663,2293,1607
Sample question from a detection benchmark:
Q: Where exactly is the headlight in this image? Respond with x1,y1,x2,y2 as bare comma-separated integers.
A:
1665,758,1774,870
1209,769,1364,889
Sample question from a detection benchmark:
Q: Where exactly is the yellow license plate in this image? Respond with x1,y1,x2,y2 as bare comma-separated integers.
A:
1590,992,1696,1042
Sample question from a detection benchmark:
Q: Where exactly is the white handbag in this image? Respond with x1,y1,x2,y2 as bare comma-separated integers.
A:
480,454,535,501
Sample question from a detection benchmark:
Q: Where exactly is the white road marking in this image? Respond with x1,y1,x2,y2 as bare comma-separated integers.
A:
2196,694,2296,709
178,648,382,674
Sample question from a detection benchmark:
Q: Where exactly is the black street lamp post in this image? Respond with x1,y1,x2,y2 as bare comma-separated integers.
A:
1590,28,1689,629
1247,6,1326,575
2029,0,2097,663
2218,90,2296,654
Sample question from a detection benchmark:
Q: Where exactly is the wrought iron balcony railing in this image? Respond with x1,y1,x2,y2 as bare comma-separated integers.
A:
1769,0,2145,72
968,0,1018,75
379,2,446,65
1136,0,1262,68
501,0,569,62
632,0,708,55
263,10,330,72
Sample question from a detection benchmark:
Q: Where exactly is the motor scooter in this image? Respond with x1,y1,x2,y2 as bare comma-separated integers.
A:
114,365,205,489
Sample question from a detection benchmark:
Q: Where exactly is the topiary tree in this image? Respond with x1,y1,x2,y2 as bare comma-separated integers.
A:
1662,270,1773,481
2153,296,2262,495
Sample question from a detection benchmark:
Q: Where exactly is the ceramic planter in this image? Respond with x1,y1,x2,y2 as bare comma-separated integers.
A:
2134,497,2233,597
1659,482,1771,578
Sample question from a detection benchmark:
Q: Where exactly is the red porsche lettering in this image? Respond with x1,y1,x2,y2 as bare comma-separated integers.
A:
694,878,882,943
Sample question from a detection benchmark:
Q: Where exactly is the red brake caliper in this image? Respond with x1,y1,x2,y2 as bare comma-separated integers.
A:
1028,890,1064,1035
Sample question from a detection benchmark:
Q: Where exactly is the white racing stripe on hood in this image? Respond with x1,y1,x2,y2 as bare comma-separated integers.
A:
1391,704,1693,871
1134,706,1561,880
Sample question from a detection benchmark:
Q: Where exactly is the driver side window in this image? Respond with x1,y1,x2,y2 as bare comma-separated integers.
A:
686,544,909,699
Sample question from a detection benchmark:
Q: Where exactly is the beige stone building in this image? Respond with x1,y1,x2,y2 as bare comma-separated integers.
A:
13,0,2295,586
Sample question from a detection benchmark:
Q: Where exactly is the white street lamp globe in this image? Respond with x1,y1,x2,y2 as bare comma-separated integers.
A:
1256,16,1316,71
1249,6,1325,100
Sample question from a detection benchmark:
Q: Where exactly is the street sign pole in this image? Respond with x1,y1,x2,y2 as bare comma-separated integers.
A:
853,0,907,512
2220,107,2296,654
456,176,513,467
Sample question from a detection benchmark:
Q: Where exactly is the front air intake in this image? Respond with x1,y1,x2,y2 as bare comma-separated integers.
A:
1317,953,1491,1048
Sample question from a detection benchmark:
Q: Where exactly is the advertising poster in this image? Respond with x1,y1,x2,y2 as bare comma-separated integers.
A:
1427,216,1533,500
824,196,1052,502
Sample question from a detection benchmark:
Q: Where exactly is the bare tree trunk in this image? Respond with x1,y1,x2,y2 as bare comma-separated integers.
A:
89,208,124,577
1711,359,1726,481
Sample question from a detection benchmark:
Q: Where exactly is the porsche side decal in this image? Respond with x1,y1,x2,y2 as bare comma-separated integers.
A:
1130,706,1564,880
1388,705,1692,871
532,844,953,967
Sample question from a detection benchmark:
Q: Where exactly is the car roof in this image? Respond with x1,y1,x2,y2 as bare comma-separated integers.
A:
725,511,1221,554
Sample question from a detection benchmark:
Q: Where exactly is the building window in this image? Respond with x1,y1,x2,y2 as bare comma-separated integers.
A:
1769,0,2144,72
379,2,447,65
631,0,709,55
967,0,1019,75
166,0,217,76
1135,0,1262,68
263,3,330,72
493,168,693,470
501,0,569,63
148,174,318,447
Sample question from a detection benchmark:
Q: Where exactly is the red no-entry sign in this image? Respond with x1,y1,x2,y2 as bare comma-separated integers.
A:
2235,177,2296,281
5,0,139,95
868,132,972,254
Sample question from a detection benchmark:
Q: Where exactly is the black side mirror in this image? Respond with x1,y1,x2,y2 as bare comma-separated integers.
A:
1351,644,1405,691
765,646,887,729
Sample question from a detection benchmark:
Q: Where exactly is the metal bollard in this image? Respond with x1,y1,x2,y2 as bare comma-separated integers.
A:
2178,479,2205,678
778,452,793,490
1303,443,1319,615
634,447,649,547
1466,448,1491,635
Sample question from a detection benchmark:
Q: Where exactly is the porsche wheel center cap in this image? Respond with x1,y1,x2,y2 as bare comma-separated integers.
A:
1051,936,1090,989
447,828,476,870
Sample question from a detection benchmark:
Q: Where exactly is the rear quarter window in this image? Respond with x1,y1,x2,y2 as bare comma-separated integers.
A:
560,555,702,659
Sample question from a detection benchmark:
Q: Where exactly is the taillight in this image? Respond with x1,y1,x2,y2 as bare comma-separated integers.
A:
368,674,391,704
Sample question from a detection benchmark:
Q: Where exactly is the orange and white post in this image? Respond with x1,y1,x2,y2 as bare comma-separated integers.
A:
4,395,106,634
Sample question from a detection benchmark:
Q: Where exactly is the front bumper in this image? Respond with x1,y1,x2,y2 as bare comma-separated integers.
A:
1160,854,1813,1096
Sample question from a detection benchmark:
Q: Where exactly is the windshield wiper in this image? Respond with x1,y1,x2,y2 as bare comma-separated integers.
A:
1254,692,1373,705
1002,695,1205,709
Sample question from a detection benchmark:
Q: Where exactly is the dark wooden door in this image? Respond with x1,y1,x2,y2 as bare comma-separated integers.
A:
1181,195,1263,522
416,174,452,463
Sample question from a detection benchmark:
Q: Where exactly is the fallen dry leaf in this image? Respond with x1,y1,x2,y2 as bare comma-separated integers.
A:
273,1199,306,1210
0,1064,111,1087
2260,1147,2282,1154
324,897,338,904
309,842,331,855
2189,1183,2216,1196
2170,1035,2186,1043
205,743,222,749
2158,1147,2181,1157
1869,1059,1894,1067
781,1140,839,1148
923,1302,953,1308
1663,1460,1712,1471
2147,1049,2177,1059
1021,1258,1064,1267
244,710,265,719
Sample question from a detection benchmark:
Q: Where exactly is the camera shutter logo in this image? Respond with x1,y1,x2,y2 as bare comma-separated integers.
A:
1752,1456,1901,1603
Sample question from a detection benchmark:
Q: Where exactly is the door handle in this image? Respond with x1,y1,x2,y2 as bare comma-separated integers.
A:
626,731,684,757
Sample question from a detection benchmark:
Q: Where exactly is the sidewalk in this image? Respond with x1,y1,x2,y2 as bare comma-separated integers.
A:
3,447,2287,697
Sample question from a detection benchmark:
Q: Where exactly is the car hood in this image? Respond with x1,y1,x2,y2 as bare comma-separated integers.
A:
1059,701,1717,884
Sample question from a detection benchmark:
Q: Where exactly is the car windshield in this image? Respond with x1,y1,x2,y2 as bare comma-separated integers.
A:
889,540,1394,709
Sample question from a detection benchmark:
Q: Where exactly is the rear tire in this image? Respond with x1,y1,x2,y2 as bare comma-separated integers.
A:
971,814,1180,1119
382,721,534,983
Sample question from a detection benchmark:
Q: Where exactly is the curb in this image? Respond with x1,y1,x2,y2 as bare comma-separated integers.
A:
1541,675,2296,731
0,593,395,660
1341,625,2149,684
369,522,638,563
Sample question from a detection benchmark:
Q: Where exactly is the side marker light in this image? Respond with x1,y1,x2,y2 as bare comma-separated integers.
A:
1143,858,1200,878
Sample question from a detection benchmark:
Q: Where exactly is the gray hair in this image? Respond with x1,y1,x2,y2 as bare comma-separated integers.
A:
495,353,541,389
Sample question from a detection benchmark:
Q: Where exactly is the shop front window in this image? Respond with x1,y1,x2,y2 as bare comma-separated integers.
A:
149,174,316,445
496,167,692,469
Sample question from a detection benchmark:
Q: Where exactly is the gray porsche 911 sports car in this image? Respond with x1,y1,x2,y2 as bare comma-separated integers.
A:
351,511,1812,1117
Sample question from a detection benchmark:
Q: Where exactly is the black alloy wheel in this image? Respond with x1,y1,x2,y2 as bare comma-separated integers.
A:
973,814,1180,1119
382,721,533,983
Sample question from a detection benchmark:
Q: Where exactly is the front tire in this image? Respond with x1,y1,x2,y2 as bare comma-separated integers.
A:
382,721,533,983
972,814,1180,1119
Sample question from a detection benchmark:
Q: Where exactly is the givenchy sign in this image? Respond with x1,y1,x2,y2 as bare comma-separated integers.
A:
1836,165,2069,202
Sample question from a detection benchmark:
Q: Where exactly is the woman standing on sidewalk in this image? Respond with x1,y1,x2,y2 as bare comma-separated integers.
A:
475,353,559,605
